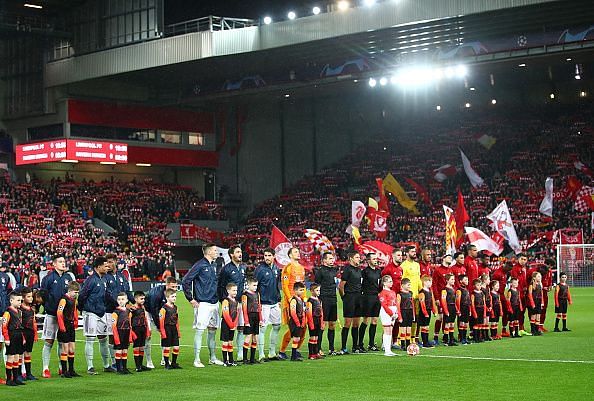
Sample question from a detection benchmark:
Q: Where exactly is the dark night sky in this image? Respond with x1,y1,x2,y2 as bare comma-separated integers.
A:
164,0,323,24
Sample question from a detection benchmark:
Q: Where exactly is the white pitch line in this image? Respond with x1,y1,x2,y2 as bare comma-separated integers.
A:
415,354,594,365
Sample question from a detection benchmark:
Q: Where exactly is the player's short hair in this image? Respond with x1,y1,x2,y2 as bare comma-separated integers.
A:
117,291,128,298
472,279,482,286
310,282,320,291
226,282,237,291
93,256,107,268
165,276,177,284
480,273,489,282
164,288,176,297
459,274,468,281
517,253,528,259
559,271,567,278
405,246,416,253
134,291,145,298
247,277,258,285
392,248,402,255
421,275,432,283
466,245,477,253
445,273,454,281
9,292,22,300
366,252,376,260
263,247,275,255
453,252,463,259
381,275,393,285
401,277,411,286
293,281,306,291
510,277,518,282
20,286,32,296
322,252,334,260
52,254,65,262
105,253,117,260
202,243,216,254
228,245,241,256
68,281,80,291
347,251,360,260
489,281,499,290
287,247,299,257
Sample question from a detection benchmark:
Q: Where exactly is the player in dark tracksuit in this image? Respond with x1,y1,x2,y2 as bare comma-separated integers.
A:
313,252,338,355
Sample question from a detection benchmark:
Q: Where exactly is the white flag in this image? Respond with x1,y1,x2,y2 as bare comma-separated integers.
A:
486,200,521,254
216,247,231,265
346,201,366,234
539,177,553,217
465,227,504,256
443,205,456,256
460,149,484,188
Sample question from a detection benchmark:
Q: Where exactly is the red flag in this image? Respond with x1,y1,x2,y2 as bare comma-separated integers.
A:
454,189,470,246
270,225,292,267
404,177,432,206
376,178,389,212
566,176,583,200
355,240,394,268
372,210,389,240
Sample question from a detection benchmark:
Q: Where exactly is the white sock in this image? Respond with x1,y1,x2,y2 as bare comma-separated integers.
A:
144,336,153,365
42,342,53,371
108,342,115,364
207,329,217,361
85,337,95,369
269,325,280,356
383,334,391,353
257,329,267,359
98,337,110,368
235,330,244,358
194,329,204,362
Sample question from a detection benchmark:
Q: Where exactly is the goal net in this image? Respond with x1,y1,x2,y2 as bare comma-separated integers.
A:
556,244,594,287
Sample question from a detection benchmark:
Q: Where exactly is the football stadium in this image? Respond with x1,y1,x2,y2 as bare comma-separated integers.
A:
0,0,593,399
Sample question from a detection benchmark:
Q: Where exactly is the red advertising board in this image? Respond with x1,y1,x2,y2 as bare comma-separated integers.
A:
15,139,68,165
66,140,128,163
15,140,128,165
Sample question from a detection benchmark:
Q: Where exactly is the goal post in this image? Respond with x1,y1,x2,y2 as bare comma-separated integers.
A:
556,244,594,287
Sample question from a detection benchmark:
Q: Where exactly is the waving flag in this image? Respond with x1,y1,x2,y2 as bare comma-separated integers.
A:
270,225,292,267
539,177,553,217
465,227,504,256
433,164,457,183
383,173,419,214
487,200,521,254
574,186,594,212
443,205,457,256
574,159,593,178
355,240,394,268
404,177,432,206
304,229,335,254
454,189,470,246
460,149,484,188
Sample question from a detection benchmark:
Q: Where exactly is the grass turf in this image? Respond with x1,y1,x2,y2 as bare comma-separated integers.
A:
4,288,593,400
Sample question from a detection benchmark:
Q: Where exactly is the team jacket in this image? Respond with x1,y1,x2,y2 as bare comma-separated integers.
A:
419,288,438,317
130,305,151,338
79,273,109,317
218,262,247,302
182,258,218,304
242,290,262,325
471,290,486,319
112,306,133,345
254,262,281,305
456,286,471,316
289,295,307,328
554,283,572,306
306,296,324,330
40,270,75,316
2,306,23,342
21,304,38,341
159,304,180,339
441,287,459,316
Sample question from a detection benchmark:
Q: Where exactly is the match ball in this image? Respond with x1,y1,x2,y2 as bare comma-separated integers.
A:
406,343,420,356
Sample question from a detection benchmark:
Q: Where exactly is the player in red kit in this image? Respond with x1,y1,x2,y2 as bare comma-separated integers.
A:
419,249,435,277
451,253,466,289
478,253,491,277
432,254,452,345
464,245,479,286
510,254,530,336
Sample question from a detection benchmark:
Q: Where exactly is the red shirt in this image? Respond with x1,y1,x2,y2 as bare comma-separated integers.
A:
478,265,491,278
451,264,466,289
378,289,398,316
431,265,452,300
510,264,528,295
491,268,508,295
419,261,434,277
465,256,479,286
381,263,403,294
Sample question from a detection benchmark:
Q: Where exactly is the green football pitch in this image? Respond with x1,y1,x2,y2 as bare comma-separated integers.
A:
5,288,594,400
